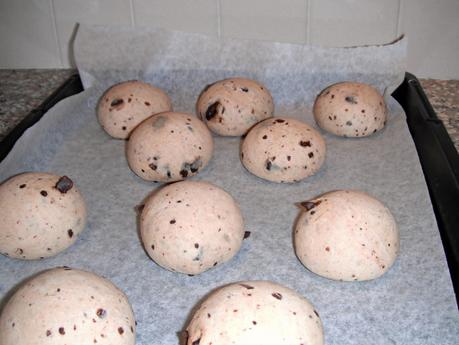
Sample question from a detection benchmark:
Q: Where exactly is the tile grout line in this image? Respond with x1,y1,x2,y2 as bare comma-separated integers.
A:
217,0,222,39
129,0,136,27
49,0,63,68
396,0,403,37
306,0,311,44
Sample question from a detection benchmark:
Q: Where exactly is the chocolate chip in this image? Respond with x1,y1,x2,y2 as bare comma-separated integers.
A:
46,330,52,336
144,101,151,106
287,155,291,161
346,121,352,126
275,119,285,123
262,135,268,139
300,200,321,211
241,87,249,92
272,292,282,300
252,320,257,325
194,243,199,248
243,231,251,239
151,244,155,250
122,126,127,130
167,171,172,178
118,327,124,335
19,184,26,189
40,190,48,197
314,310,319,317
55,176,73,193
149,163,157,171
345,96,358,104
180,170,188,178
96,308,106,318
299,141,311,147
239,283,254,289
206,101,220,121
67,229,74,238
308,152,314,158
265,160,272,171
110,99,124,107
59,327,65,335
170,219,176,224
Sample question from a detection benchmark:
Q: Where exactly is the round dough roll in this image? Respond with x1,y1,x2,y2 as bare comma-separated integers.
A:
0,267,135,345
97,80,172,139
196,77,274,136
126,112,213,182
186,281,324,345
294,190,399,281
0,172,87,260
313,82,387,137
140,181,245,275
241,117,326,183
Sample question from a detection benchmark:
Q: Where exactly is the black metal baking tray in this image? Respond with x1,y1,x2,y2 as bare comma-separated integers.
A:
1,72,458,305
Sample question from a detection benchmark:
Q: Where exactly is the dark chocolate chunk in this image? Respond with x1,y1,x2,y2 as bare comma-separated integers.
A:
275,119,285,123
46,330,52,336
167,171,172,178
241,87,249,92
67,229,74,238
19,184,26,189
180,170,188,178
239,283,254,290
40,190,48,197
55,176,73,193
194,243,199,249
170,219,176,224
96,308,106,318
308,152,314,158
300,200,322,211
262,135,268,139
243,231,251,239
149,163,157,171
122,126,127,130
287,155,291,161
118,327,124,335
272,292,283,300
144,101,151,106
299,141,311,147
314,310,320,317
110,99,124,107
265,160,272,171
346,121,352,126
59,327,65,335
206,101,220,121
345,96,358,104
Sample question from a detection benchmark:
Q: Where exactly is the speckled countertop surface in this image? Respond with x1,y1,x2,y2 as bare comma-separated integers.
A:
0,69,458,151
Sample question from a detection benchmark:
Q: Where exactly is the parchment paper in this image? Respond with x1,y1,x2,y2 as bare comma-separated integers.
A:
1,25,458,345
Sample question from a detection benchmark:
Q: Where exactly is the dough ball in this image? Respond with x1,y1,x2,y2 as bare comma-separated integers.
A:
97,80,172,139
0,267,135,345
186,281,324,345
196,77,274,136
140,181,245,275
0,173,87,260
126,112,213,182
241,117,326,183
294,190,399,281
313,82,387,137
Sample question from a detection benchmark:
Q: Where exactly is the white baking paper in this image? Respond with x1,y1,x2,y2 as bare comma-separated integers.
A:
0,25,458,345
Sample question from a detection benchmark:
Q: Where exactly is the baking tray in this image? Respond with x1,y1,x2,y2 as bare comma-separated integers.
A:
0,71,457,307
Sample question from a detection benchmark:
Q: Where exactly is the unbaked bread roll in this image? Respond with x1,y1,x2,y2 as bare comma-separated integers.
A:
126,112,213,182
196,77,274,136
140,181,245,275
186,281,324,345
313,82,387,137
0,267,135,345
97,80,172,139
0,172,86,260
294,190,399,281
241,117,326,183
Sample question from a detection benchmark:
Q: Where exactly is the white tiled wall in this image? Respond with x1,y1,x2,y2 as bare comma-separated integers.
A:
1,0,458,79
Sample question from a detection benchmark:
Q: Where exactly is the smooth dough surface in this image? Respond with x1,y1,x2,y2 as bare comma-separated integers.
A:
313,82,387,137
140,181,245,275
97,80,172,139
0,267,135,345
196,77,274,136
241,117,326,183
294,190,399,281
0,172,87,260
126,112,213,182
186,281,324,345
